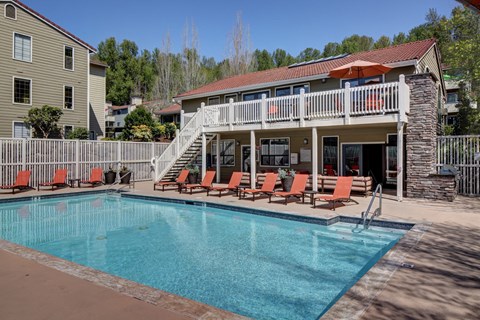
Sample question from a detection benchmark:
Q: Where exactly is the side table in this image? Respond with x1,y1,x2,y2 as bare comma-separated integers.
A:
68,178,81,188
301,190,318,205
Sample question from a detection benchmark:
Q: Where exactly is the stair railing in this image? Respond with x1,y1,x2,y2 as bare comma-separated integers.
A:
154,111,203,182
361,184,383,229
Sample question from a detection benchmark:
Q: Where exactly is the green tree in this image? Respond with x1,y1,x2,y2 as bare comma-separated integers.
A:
322,42,342,57
272,49,296,67
131,124,153,141
24,105,63,138
297,48,322,62
374,35,391,49
66,127,89,140
254,49,274,71
454,82,480,135
392,32,408,45
341,35,374,53
122,107,155,140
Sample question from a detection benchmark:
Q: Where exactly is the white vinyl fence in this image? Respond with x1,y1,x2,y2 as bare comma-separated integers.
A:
0,138,169,188
437,135,480,196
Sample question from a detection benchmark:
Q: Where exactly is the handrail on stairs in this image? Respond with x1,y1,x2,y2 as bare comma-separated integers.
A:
153,111,204,182
106,171,134,194
361,184,382,229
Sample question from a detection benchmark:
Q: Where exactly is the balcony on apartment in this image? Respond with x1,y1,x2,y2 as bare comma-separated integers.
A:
198,76,410,133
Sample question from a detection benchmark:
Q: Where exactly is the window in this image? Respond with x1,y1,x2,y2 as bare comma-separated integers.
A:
14,33,32,62
275,84,310,97
447,92,458,104
224,94,238,103
260,138,289,166
13,77,31,104
64,125,73,138
243,90,269,101
211,139,235,166
64,46,74,70
64,86,74,109
5,4,16,19
386,134,398,185
341,75,383,88
446,115,457,126
322,137,338,175
207,96,220,105
13,122,29,138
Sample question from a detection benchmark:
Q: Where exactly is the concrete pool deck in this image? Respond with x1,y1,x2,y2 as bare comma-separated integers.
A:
0,182,479,319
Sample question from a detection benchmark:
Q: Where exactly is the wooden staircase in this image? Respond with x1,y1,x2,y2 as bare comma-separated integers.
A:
160,132,216,181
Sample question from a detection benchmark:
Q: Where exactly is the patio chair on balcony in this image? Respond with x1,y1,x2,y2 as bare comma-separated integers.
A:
268,174,308,205
313,176,358,210
37,168,68,191
239,173,278,201
180,171,216,194
207,172,243,197
0,170,31,194
80,167,103,187
154,169,189,191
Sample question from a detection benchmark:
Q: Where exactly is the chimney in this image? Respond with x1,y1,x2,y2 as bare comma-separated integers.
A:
130,96,142,106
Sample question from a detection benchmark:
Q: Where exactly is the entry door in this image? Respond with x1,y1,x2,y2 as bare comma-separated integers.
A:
241,145,251,172
342,144,362,176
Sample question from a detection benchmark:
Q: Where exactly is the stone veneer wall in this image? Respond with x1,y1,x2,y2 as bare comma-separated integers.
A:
405,73,457,201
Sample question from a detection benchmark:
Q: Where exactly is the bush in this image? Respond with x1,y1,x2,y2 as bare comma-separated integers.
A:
24,105,63,138
66,127,89,140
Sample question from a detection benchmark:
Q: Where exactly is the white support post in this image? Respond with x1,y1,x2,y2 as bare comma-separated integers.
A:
201,102,206,126
175,129,180,156
201,132,207,180
397,121,404,202
261,94,267,129
399,74,409,122
117,141,122,172
75,140,80,179
151,142,156,181
344,82,351,125
312,127,318,191
299,89,306,127
180,110,185,129
216,133,221,183
21,139,27,171
250,130,256,189
229,98,234,131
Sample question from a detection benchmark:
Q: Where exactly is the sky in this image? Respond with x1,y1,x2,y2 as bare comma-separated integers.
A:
21,0,459,60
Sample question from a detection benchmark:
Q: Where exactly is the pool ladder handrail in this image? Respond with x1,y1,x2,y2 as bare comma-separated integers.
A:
361,184,382,229
106,172,135,194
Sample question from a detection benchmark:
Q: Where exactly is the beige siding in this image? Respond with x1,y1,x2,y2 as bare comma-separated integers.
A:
89,65,106,138
0,2,90,137
418,47,442,84
208,126,396,182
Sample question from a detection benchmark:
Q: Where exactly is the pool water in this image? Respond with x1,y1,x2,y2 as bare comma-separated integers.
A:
0,194,405,320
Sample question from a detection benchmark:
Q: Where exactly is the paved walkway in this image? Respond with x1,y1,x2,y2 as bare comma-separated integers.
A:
0,182,479,319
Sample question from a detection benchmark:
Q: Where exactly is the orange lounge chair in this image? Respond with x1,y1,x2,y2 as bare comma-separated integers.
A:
38,168,68,191
80,167,103,187
313,176,358,210
240,173,278,201
154,169,189,191
268,174,309,205
180,171,216,194
207,172,243,197
0,170,31,194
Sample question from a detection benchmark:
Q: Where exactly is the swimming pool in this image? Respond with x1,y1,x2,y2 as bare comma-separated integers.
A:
0,194,406,319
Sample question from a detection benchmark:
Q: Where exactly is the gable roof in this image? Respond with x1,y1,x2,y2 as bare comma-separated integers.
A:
154,104,181,115
9,0,96,52
176,39,437,100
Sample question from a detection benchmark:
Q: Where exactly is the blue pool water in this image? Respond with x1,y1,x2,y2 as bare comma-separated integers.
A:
0,194,405,319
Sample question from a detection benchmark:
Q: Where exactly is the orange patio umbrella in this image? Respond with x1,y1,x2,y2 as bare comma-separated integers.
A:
328,60,392,80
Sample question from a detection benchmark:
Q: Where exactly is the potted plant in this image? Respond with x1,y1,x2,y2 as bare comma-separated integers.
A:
104,165,117,184
278,168,296,192
186,164,200,184
119,165,132,184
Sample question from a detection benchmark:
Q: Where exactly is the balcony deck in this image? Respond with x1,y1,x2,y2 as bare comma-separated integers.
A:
199,80,410,133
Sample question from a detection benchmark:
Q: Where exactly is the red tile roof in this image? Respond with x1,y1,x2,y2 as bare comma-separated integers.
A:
154,104,181,115
177,39,436,99
13,0,96,52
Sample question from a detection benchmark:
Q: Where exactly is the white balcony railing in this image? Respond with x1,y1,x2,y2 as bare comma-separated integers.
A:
201,76,409,129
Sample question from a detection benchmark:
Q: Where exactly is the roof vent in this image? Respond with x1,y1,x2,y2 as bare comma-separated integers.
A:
288,53,349,68
5,4,17,19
